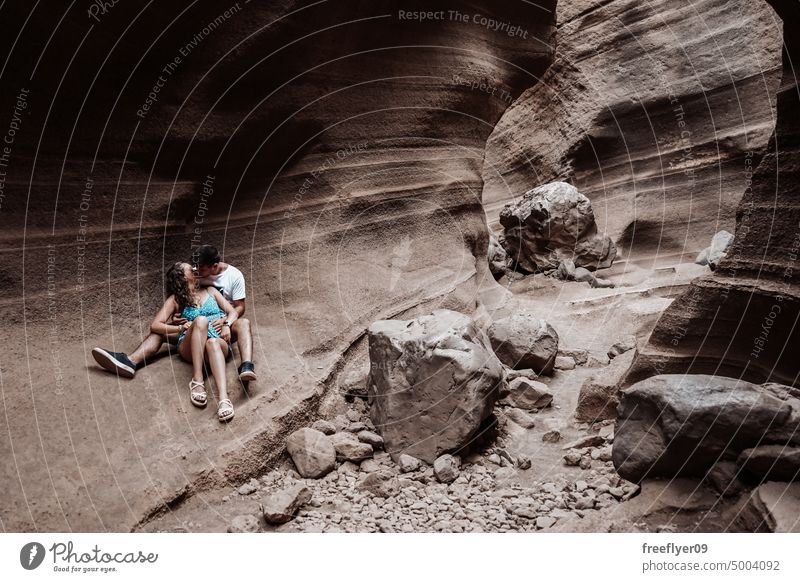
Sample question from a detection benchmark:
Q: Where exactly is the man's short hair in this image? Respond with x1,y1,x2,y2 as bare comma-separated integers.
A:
196,244,220,266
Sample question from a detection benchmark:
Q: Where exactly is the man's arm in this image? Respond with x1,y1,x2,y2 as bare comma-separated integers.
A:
232,299,245,318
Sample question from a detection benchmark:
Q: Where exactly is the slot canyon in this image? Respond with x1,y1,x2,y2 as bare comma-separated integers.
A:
0,0,797,534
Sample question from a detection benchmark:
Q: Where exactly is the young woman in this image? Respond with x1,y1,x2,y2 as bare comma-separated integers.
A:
151,262,239,421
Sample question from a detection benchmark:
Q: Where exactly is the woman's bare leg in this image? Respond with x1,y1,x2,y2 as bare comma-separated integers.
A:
204,338,230,402
178,316,209,381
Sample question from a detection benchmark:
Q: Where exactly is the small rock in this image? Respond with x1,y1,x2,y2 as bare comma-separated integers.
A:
536,516,557,529
311,420,336,435
516,455,532,470
607,336,636,359
513,505,538,519
398,454,422,473
434,454,461,483
579,456,592,470
586,354,611,367
238,483,258,496
357,430,385,449
609,487,625,499
591,277,615,289
542,429,562,443
556,259,576,281
505,407,536,429
562,435,606,450
488,453,503,465
345,409,361,423
331,432,374,463
598,424,614,440
504,377,553,410
356,471,400,497
590,445,613,462
554,356,576,370
575,480,588,492
360,459,380,472
262,483,312,524
505,368,539,382
558,348,589,365
563,451,582,466
227,514,260,533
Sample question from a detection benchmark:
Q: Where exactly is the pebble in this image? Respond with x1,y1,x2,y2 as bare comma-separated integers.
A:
311,420,336,435
398,454,422,473
357,430,385,449
238,483,258,495
542,429,562,443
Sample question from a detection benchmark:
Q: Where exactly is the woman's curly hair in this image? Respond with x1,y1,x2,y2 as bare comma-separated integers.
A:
166,262,193,312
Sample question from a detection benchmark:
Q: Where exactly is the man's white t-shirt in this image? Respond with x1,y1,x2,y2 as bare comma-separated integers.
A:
199,264,246,302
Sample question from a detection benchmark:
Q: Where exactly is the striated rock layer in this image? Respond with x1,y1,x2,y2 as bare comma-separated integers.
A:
629,1,800,388
482,0,782,262
0,1,555,531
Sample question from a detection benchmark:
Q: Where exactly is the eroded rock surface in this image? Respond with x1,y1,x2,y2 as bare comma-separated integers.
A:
483,0,781,258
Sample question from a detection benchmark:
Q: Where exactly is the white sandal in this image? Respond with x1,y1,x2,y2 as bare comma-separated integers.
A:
218,398,235,422
189,379,207,408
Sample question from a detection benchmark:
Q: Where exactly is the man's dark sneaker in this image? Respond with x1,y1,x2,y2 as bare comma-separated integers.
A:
238,361,257,382
92,348,136,379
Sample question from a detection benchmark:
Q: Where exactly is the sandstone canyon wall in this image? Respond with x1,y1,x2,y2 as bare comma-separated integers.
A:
629,1,800,387
482,0,782,264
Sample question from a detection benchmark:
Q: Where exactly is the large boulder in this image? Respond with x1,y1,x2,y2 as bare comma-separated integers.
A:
499,182,616,272
367,309,505,464
487,312,559,374
286,428,337,479
613,375,800,482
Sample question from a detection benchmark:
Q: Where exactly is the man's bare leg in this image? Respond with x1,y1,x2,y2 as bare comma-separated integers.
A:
129,333,166,368
231,318,252,362
231,318,257,381
92,332,167,378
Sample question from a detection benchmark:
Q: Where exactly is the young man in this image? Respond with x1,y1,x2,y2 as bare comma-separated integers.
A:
91,245,257,381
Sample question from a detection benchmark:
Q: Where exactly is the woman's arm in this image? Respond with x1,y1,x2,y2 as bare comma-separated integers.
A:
209,287,237,325
150,296,185,336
